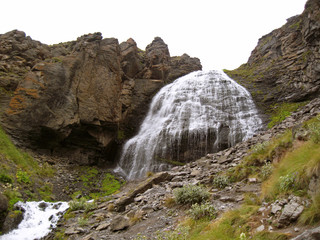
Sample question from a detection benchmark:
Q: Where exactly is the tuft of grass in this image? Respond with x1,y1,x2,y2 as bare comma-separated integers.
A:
129,209,144,225
299,192,320,225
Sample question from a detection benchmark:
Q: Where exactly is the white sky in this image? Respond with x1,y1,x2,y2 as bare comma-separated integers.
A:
0,0,307,70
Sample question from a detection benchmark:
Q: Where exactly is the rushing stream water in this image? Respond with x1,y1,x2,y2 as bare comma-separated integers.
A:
0,201,69,240
116,70,263,179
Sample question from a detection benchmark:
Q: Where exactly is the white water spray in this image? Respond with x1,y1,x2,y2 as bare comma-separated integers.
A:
0,201,69,240
116,70,263,179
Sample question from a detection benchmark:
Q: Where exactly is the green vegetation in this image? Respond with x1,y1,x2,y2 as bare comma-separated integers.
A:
68,198,96,212
228,129,293,182
173,185,210,205
76,167,123,199
181,203,288,240
16,170,31,184
299,191,320,225
267,101,308,128
262,140,320,199
38,183,54,202
212,175,230,189
188,202,216,220
0,125,56,207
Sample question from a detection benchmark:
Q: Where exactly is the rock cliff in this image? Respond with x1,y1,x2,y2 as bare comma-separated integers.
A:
225,0,320,112
0,31,201,165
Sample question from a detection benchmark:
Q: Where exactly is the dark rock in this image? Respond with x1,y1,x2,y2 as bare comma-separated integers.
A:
38,202,48,211
0,193,8,230
2,208,24,234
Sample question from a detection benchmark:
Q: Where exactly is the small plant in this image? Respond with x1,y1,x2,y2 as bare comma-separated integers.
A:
173,184,210,205
240,232,247,240
309,122,320,144
69,198,96,212
212,175,230,189
260,162,273,181
279,173,296,192
251,141,269,154
77,216,88,227
188,202,216,220
155,225,190,240
133,233,147,240
0,172,13,183
16,170,31,184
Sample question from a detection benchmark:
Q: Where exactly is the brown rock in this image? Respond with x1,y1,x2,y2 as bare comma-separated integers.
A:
115,172,172,211
109,216,129,231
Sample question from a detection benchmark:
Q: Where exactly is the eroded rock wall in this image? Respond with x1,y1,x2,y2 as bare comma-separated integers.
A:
1,31,201,165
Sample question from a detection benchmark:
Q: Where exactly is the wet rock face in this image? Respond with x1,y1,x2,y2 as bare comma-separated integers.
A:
1,32,201,165
226,0,320,111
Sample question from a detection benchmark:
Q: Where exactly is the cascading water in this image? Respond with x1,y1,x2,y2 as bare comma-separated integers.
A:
0,201,69,240
116,70,263,180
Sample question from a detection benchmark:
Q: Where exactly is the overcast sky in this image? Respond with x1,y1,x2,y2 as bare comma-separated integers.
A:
1,0,307,70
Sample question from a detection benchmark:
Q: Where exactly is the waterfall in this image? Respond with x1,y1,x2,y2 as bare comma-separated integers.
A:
116,70,263,180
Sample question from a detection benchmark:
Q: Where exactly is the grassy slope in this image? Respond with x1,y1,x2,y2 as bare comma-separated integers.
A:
166,114,320,240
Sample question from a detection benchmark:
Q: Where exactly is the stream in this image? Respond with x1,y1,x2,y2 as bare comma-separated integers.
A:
0,201,69,240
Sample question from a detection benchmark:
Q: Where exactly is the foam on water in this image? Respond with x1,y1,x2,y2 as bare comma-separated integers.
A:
0,201,69,240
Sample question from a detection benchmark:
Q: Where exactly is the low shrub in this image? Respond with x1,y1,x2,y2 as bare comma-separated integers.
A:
188,202,216,220
309,122,320,144
173,185,210,205
212,175,230,189
69,198,96,212
279,173,296,192
260,162,273,181
0,172,13,183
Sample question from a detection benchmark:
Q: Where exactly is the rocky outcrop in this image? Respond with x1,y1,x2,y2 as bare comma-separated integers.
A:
0,193,8,231
1,31,201,165
225,0,320,111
